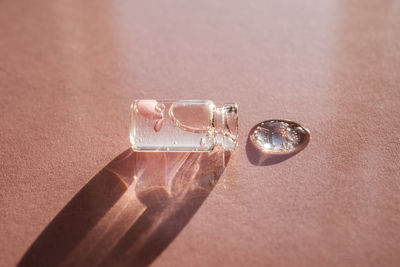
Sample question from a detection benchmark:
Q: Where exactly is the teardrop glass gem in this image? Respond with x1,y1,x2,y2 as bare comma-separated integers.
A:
249,120,310,154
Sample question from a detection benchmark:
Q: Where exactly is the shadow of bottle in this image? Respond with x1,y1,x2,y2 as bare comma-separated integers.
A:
18,149,230,267
18,149,136,267
99,150,230,267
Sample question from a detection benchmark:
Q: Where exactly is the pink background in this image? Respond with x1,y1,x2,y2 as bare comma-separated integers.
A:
1,0,400,266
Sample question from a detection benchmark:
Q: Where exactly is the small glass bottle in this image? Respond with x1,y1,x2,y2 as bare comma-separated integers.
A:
130,100,238,152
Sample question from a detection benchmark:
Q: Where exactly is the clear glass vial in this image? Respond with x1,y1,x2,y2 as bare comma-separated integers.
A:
130,100,238,152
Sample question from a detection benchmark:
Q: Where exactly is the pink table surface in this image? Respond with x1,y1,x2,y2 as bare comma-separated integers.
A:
1,0,400,266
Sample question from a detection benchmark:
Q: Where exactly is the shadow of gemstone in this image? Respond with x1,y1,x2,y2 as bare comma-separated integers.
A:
17,149,136,267
99,151,230,267
136,186,171,207
246,137,302,166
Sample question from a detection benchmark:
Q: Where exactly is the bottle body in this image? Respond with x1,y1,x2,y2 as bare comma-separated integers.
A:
130,100,238,152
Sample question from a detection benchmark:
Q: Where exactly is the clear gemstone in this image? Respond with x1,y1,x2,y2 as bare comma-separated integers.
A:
249,120,310,154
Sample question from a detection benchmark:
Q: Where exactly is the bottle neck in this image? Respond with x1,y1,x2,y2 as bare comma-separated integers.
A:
214,103,238,151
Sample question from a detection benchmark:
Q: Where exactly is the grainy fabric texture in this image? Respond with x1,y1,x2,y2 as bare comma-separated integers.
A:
0,0,399,266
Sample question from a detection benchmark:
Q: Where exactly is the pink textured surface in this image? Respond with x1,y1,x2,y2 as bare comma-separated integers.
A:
1,0,400,266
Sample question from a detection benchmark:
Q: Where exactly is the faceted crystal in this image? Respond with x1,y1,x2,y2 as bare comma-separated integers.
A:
249,120,310,154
